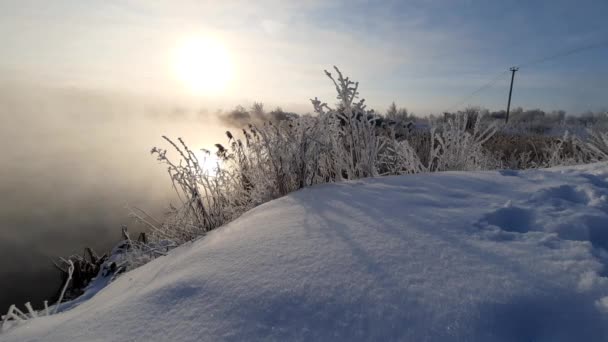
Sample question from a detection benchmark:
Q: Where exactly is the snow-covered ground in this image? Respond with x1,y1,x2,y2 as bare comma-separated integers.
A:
4,163,608,341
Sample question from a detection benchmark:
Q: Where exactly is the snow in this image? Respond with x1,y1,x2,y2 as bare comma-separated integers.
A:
4,163,608,341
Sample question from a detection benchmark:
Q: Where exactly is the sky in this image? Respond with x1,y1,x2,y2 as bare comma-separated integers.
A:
0,0,607,115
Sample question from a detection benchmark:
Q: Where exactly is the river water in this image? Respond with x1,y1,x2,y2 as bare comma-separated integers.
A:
0,84,228,313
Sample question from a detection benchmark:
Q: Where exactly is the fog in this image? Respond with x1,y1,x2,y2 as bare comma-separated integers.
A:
0,82,229,313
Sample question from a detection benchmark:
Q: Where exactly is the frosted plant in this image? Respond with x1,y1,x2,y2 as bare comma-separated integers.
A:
53,260,74,314
430,114,499,171
311,66,384,179
538,131,596,167
1,299,53,333
150,136,246,242
379,138,426,175
1,260,73,332
585,129,608,160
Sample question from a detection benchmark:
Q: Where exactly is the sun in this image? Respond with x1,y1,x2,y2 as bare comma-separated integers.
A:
173,36,233,95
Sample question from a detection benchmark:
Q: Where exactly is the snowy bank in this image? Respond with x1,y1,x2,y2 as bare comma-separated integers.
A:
4,163,608,341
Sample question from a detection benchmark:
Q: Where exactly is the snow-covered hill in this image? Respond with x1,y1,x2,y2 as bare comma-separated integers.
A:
4,163,608,341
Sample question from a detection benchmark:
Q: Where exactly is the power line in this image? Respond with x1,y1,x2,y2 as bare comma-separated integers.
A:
442,38,608,114
443,71,510,113
445,40,608,112
516,39,608,69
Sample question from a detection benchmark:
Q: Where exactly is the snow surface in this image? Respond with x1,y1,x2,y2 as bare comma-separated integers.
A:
4,163,608,341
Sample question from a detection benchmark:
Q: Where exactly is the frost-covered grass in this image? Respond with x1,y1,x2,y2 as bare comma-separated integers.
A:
587,129,608,160
3,163,608,341
145,67,607,246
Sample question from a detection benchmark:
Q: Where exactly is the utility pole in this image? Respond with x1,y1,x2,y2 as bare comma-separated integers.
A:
505,67,519,123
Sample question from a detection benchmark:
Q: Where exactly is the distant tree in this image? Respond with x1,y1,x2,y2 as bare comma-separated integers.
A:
269,107,298,122
385,102,409,123
218,105,251,127
386,102,397,118
251,102,265,121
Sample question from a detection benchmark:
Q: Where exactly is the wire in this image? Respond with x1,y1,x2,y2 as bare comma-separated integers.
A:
442,38,608,114
443,70,510,113
516,39,608,69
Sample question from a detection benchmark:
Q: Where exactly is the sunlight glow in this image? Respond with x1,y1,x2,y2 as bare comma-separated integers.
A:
196,148,222,176
172,36,234,95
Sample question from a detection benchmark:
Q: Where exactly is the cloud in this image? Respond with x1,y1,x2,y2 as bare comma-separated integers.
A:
6,0,605,114
261,19,285,36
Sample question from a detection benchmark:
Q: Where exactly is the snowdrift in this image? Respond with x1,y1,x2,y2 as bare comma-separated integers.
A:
4,163,608,341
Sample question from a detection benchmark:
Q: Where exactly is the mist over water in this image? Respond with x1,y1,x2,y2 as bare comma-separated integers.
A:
0,83,228,313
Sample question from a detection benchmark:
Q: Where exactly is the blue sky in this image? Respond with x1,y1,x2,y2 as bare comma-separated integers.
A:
0,0,606,114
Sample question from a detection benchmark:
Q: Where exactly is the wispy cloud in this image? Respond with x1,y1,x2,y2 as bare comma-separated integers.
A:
0,0,606,113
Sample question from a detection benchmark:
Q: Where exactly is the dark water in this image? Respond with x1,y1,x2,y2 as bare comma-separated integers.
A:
0,84,228,313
